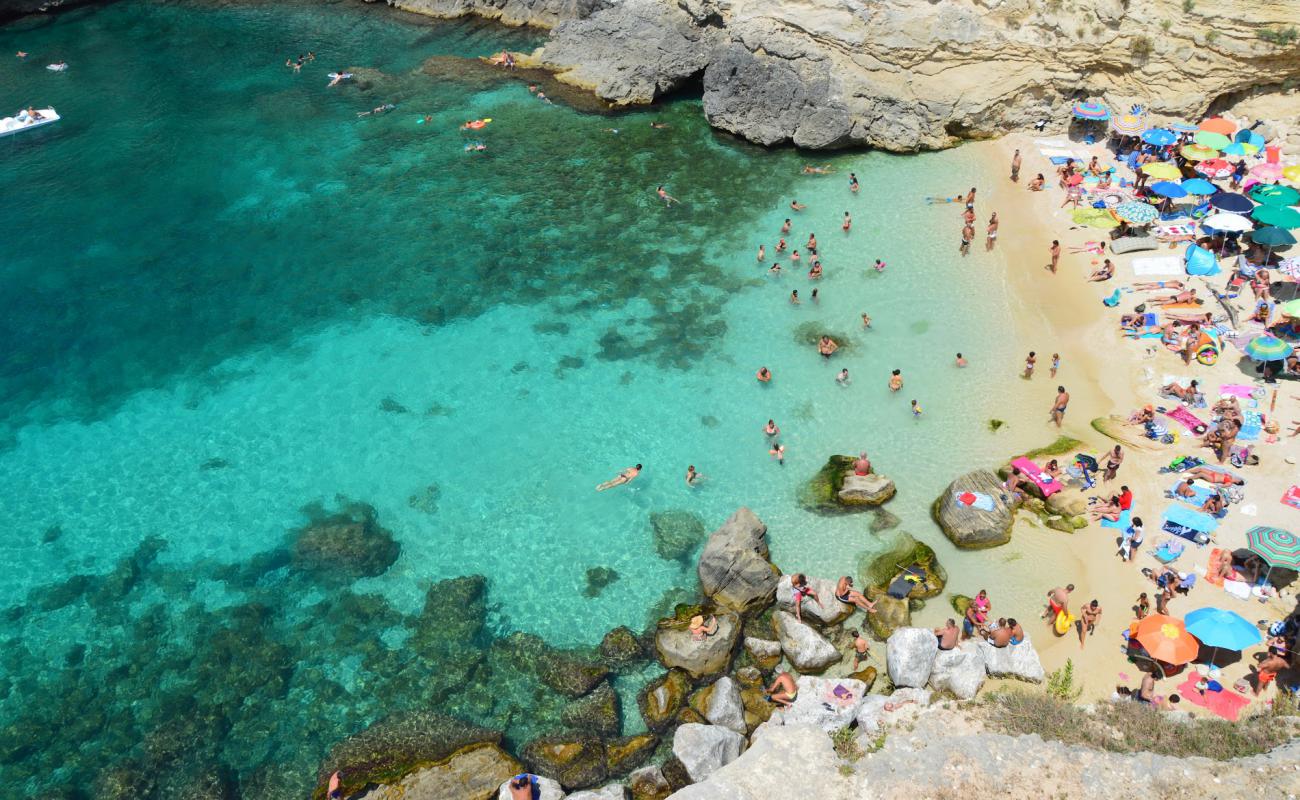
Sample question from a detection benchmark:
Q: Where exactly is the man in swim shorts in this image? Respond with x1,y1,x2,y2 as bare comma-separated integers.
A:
1050,386,1069,427
1043,584,1073,621
595,464,641,491
933,619,959,651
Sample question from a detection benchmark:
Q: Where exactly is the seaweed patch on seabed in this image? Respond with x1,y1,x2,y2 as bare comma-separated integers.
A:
0,500,659,799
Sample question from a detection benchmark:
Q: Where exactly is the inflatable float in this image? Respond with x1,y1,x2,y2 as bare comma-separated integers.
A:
461,118,492,130
1053,610,1076,636
46,63,68,72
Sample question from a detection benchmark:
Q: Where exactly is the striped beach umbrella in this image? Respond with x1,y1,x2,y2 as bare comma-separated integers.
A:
1199,117,1237,136
1110,113,1145,136
1251,184,1300,207
1142,128,1177,146
1194,130,1231,150
1246,525,1300,570
1253,204,1300,229
1169,121,1200,133
1196,158,1234,178
1072,101,1110,121
1141,162,1181,180
1181,144,1219,161
1113,200,1159,225
1223,141,1260,157
1244,334,1293,361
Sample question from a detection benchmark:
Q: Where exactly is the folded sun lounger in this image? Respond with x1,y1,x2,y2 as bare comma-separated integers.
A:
1009,457,1062,497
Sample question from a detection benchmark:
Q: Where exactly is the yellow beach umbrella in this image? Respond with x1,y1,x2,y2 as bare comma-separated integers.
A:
1284,165,1300,183
1142,162,1181,179
1181,144,1219,161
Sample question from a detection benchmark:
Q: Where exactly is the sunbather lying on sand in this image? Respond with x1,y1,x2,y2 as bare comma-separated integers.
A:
1185,465,1245,486
1069,241,1106,254
1150,289,1199,306
1134,280,1185,291
1087,260,1114,281
1160,379,1199,401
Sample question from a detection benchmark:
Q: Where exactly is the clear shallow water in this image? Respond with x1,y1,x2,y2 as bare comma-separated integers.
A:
0,1,1050,795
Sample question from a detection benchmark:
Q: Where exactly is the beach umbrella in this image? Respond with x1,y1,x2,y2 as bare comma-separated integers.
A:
1113,200,1159,225
1110,113,1145,136
1244,334,1293,361
1246,525,1300,571
1201,211,1253,231
1180,177,1218,195
1194,130,1231,150
1285,166,1300,183
1235,129,1265,148
1072,207,1121,229
1196,159,1234,178
1072,100,1110,121
1209,192,1254,213
1252,163,1284,181
1253,205,1300,229
1281,299,1300,318
1134,614,1199,665
1199,117,1236,136
1251,184,1300,206
1142,162,1182,180
1184,607,1262,667
1150,180,1188,198
1066,173,1084,186
1170,121,1199,133
1142,128,1177,146
1251,227,1297,248
1223,141,1260,157
1181,144,1220,161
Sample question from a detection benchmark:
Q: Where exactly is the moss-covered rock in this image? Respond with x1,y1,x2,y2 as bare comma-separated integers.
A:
650,511,708,562
292,500,400,580
605,733,658,776
792,321,855,352
864,590,910,641
869,508,901,534
492,632,609,699
798,454,875,513
847,665,877,692
311,711,500,799
560,682,620,737
520,736,608,789
859,532,947,599
583,566,620,598
950,594,973,618
1020,436,1083,461
637,669,691,732
738,686,774,732
598,626,644,666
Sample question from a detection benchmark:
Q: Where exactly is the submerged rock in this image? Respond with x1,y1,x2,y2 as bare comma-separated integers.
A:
493,632,610,698
637,670,691,732
521,736,608,789
407,483,441,514
561,682,621,737
650,510,708,562
860,532,947,600
605,733,658,776
932,470,1014,549
292,501,400,579
598,626,645,666
584,566,621,598
697,508,779,613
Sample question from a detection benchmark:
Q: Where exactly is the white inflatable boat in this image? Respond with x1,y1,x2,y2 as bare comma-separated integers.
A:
0,107,60,137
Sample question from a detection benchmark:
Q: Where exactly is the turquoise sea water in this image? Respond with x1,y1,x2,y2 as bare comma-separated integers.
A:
0,1,1055,795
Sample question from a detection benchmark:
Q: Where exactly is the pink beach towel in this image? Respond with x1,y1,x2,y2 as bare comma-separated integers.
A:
1010,457,1063,497
1219,384,1257,399
1163,406,1208,434
1283,485,1300,511
1175,675,1252,721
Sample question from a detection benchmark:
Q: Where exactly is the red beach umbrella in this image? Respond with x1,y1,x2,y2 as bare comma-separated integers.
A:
1066,173,1084,186
1195,158,1233,179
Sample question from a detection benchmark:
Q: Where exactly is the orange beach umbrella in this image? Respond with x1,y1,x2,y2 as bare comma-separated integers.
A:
1133,614,1199,665
1198,117,1236,136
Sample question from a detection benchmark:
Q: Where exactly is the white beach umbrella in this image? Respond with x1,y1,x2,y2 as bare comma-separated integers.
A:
1201,212,1253,232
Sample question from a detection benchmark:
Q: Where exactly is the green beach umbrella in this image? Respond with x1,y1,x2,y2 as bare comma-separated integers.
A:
1252,205,1300,229
1280,298,1300,318
1180,144,1219,161
1246,525,1300,571
1193,130,1231,150
1250,184,1300,207
1113,200,1159,225
1072,207,1120,229
1244,334,1293,361
1251,227,1297,248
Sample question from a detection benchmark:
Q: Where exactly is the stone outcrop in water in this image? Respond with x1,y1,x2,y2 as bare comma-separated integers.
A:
798,454,894,513
933,470,1014,550
697,508,779,614
654,610,740,679
292,501,401,580
650,510,709,562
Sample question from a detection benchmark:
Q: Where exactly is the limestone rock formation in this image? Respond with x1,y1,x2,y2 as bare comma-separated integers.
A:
837,472,896,506
797,454,894,512
976,635,1046,683
391,0,603,28
671,723,746,783
521,736,608,789
885,627,938,688
358,742,520,800
561,682,621,737
697,508,779,613
637,670,692,732
566,785,630,800
933,470,1014,549
772,610,841,673
627,765,672,800
774,575,852,626
654,612,740,679
767,675,868,732
494,773,565,800
742,636,781,669
688,676,747,735
860,531,947,599
292,501,400,580
863,591,909,641
928,641,986,700
605,734,658,776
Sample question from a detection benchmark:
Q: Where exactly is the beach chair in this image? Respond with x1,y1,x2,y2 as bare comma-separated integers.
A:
1150,538,1186,564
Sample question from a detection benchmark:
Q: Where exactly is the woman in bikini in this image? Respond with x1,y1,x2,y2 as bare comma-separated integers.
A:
1185,465,1245,487
1088,495,1123,522
833,576,876,613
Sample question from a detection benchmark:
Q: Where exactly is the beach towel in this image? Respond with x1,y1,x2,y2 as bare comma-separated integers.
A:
1175,675,1251,721
1283,485,1300,511
954,491,996,512
1099,508,1132,530
1168,480,1217,509
1236,411,1262,442
1219,384,1258,399
1152,540,1185,563
1154,224,1196,241
1204,548,1228,586
1010,457,1062,497
1223,579,1252,600
1131,256,1183,276
1162,406,1208,434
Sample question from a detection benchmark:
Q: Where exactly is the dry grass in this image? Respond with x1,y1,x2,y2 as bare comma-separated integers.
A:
985,690,1297,760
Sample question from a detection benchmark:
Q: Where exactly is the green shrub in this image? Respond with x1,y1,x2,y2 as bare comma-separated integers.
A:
1181,0,1195,13
1131,36,1154,58
1259,27,1299,46
831,726,864,761
1046,659,1084,701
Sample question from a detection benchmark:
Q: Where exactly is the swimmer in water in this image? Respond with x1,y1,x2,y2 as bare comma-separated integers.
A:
849,172,859,192
837,368,850,385
802,164,833,174
757,244,766,262
861,312,872,329
328,71,347,87
595,464,642,491
808,261,822,279
756,367,772,383
956,352,967,367
811,287,819,303
764,419,780,437
873,259,886,272
807,233,817,250
911,399,923,418
685,465,703,486
790,289,800,305
769,442,786,464
791,250,800,264
889,369,903,392
776,238,787,253
650,121,669,129
656,186,680,207
769,263,781,276
790,200,806,211
781,218,792,234
16,51,28,59
842,212,851,232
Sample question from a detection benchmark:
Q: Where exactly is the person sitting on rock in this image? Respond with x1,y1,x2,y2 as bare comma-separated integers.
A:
1006,618,1024,645
507,773,541,800
834,576,876,613
688,614,718,641
852,451,872,475
933,619,959,651
790,573,822,622
984,618,1012,647
765,671,799,706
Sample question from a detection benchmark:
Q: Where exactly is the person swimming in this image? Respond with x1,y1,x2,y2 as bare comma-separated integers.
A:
595,464,642,491
889,369,903,391
656,185,679,207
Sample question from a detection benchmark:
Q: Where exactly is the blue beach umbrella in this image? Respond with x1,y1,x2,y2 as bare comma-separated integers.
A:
1235,129,1266,148
1142,128,1177,146
1180,178,1218,196
1072,101,1110,121
1223,141,1260,157
1169,121,1199,133
1150,181,1188,198
1244,334,1293,362
1184,607,1262,651
1209,192,1254,214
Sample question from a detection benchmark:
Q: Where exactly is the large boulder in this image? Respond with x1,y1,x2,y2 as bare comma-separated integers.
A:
886,628,939,688
976,635,1046,683
654,612,740,679
292,501,400,580
860,532,947,599
599,626,645,666
798,455,895,512
626,765,671,800
520,737,607,790
768,676,867,732
637,670,691,732
927,641,986,700
567,786,628,800
741,636,781,670
774,575,852,626
360,742,520,800
670,723,745,783
863,591,910,641
837,473,897,506
932,470,1014,549
856,688,932,735
697,508,779,614
494,774,565,800
561,682,621,737
605,734,657,777
494,632,609,698
772,611,840,673
650,510,709,562
687,676,746,735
